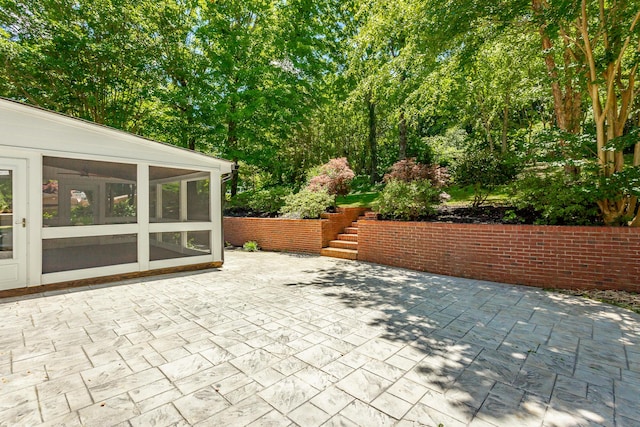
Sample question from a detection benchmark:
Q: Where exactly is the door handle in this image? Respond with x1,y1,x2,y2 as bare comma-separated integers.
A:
14,218,25,228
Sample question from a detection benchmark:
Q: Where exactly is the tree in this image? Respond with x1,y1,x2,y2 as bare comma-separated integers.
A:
0,0,164,132
533,0,640,225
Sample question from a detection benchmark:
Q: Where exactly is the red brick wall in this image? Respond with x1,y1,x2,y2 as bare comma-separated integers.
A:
321,208,368,247
224,208,367,254
224,217,324,253
357,220,640,292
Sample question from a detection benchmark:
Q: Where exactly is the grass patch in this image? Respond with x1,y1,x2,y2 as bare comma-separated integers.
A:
444,185,511,206
336,192,379,207
336,185,512,208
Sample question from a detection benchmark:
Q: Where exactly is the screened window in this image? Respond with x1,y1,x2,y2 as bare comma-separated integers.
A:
150,231,211,261
149,166,210,223
0,170,13,259
43,157,137,226
42,234,137,273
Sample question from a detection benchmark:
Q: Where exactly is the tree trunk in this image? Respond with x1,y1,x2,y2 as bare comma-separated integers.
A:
227,116,239,197
485,121,494,152
366,92,378,184
533,2,582,175
634,108,640,168
501,92,509,154
398,110,407,160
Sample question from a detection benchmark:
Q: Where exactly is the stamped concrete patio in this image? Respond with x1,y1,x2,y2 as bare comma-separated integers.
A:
1,251,639,427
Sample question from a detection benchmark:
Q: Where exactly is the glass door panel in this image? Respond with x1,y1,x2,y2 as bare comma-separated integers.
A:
0,158,27,290
0,169,12,259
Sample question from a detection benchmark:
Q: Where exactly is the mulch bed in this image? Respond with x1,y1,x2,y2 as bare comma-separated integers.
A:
551,289,640,314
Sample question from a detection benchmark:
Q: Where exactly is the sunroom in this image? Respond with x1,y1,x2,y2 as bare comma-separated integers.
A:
0,97,234,292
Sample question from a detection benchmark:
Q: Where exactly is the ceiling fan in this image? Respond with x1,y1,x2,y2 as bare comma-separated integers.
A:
58,167,110,178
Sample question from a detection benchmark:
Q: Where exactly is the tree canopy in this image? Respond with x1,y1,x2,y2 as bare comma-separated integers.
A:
1,0,639,224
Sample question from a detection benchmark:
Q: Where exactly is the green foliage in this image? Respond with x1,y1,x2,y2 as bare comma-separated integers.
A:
349,175,383,193
248,187,293,214
445,184,510,205
511,171,600,225
454,151,521,207
227,187,293,215
242,241,260,252
372,179,441,220
280,189,334,219
0,0,164,130
237,163,276,193
0,179,11,213
423,127,469,168
70,205,93,225
112,201,136,218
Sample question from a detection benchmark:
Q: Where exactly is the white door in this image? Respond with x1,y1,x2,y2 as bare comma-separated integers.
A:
0,159,27,290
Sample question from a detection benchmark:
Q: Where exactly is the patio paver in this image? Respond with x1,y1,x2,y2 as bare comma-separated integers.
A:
1,250,639,426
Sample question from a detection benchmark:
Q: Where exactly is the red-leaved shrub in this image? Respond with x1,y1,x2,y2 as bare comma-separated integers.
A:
307,157,355,196
383,158,449,188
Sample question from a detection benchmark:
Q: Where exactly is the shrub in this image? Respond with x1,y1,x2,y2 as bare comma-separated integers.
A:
280,189,334,219
226,186,292,215
372,179,442,220
348,175,383,193
454,151,521,207
307,157,355,196
242,241,260,252
383,158,449,188
112,200,136,217
511,170,600,225
422,127,468,167
247,187,292,214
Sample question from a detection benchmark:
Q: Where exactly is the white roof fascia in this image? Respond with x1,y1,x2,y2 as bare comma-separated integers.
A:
0,97,234,174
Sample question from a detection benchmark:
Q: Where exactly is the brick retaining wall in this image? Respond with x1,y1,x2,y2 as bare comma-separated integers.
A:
357,220,640,292
223,214,640,291
224,217,324,253
223,208,366,254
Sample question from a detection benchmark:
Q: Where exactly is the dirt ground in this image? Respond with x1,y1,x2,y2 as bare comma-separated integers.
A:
551,289,640,314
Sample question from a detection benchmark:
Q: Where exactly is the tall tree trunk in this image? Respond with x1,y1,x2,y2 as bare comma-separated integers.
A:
366,92,378,183
227,116,239,196
501,92,510,154
533,0,582,175
635,113,640,166
398,110,407,160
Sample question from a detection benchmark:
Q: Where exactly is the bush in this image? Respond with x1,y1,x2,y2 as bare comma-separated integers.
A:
454,151,521,207
422,127,468,167
383,158,449,188
372,179,442,220
112,200,136,217
226,186,292,215
307,157,355,196
247,187,292,214
511,171,600,225
242,241,260,252
280,189,334,219
346,175,383,193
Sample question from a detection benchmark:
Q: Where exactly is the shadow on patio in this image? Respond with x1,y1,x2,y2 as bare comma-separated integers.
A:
291,259,640,426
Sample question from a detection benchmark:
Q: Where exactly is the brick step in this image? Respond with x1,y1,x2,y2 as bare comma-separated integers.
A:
328,240,358,250
351,221,360,227
344,227,359,234
337,233,358,242
320,247,358,260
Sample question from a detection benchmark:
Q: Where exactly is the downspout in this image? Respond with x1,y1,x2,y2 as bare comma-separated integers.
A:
220,164,237,262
